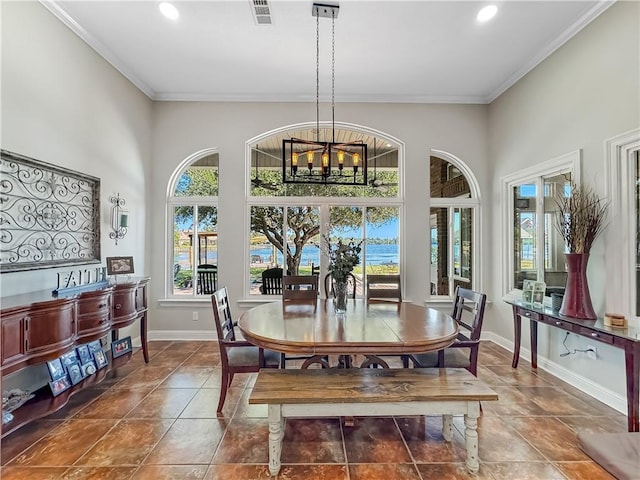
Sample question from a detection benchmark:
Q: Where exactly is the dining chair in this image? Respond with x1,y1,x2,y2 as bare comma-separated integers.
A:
280,275,328,368
211,287,280,415
409,286,487,376
282,275,319,300
361,274,406,368
260,267,283,295
197,264,217,295
366,274,402,302
324,272,357,299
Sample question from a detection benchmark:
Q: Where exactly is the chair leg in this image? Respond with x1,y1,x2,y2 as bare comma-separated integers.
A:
217,370,232,416
280,353,287,369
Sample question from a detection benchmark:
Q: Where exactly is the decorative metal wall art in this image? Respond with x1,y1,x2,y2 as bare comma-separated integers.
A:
0,150,101,272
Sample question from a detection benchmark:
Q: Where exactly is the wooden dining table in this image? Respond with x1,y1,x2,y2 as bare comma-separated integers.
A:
238,299,459,357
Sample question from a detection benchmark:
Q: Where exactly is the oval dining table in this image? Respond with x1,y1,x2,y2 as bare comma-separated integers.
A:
237,299,459,358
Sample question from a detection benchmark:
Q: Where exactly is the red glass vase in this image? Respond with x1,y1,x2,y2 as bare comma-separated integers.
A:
559,253,596,319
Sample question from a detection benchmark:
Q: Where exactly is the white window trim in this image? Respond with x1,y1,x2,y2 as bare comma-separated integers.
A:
429,149,482,300
500,150,581,297
605,128,640,320
165,148,219,299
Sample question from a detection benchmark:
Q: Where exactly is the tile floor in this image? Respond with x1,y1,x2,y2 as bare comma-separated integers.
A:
0,341,626,480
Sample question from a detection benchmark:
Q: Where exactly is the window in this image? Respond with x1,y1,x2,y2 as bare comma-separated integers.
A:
247,125,401,297
502,151,579,296
167,152,219,297
606,129,640,319
430,153,479,297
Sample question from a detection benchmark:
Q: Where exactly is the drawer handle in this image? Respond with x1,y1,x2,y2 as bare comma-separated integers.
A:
115,303,122,310
98,303,106,309
524,312,531,317
591,332,599,338
555,321,562,326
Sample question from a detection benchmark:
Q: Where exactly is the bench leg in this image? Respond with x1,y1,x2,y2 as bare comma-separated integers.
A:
464,403,480,474
442,414,453,442
268,405,284,477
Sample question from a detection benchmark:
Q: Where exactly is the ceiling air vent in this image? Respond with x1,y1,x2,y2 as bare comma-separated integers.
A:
250,0,272,25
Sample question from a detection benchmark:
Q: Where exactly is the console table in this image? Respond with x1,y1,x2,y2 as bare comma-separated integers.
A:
506,299,640,432
1,277,149,437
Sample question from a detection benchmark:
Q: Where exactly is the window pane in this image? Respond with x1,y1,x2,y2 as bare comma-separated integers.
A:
513,184,538,288
286,206,320,275
366,207,399,275
430,207,450,296
330,207,364,295
173,206,194,296
430,156,471,198
453,208,473,291
250,206,284,294
174,156,219,197
543,174,569,292
251,132,399,198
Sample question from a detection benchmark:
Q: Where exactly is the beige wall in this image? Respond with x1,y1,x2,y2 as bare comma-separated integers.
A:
1,1,153,297
150,102,489,332
488,1,640,403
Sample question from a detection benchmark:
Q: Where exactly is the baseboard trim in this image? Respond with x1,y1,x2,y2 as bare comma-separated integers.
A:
482,331,626,415
148,330,217,341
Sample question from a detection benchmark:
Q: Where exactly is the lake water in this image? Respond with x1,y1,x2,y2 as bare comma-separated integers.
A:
176,243,398,268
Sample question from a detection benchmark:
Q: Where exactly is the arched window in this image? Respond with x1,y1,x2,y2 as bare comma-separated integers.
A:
246,123,402,297
429,150,481,298
167,150,219,297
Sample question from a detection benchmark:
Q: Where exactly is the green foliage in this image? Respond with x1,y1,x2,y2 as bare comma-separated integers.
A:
175,270,193,289
322,234,363,282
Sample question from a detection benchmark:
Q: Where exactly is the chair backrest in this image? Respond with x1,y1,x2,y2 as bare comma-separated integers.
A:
197,264,217,295
211,287,236,344
324,273,357,299
366,274,402,302
282,275,319,300
452,286,487,342
261,267,283,295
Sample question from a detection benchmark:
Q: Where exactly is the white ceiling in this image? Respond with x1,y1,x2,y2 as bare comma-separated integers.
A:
44,0,612,104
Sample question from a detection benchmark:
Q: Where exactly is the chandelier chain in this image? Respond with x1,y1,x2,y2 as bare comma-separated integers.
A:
331,11,336,142
316,12,320,143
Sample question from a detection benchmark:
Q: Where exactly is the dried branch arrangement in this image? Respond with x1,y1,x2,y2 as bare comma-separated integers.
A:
554,182,609,254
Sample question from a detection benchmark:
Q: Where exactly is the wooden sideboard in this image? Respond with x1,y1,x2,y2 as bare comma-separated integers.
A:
505,298,640,432
1,277,149,437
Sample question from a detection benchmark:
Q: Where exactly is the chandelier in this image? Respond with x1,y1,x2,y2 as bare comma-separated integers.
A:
282,2,367,186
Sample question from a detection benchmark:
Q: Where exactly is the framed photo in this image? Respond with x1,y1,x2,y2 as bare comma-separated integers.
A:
88,340,103,355
533,281,546,306
76,344,92,364
81,361,97,377
49,376,72,397
106,256,134,275
93,349,108,369
111,336,133,358
66,362,85,385
46,358,66,381
60,350,80,369
522,279,535,304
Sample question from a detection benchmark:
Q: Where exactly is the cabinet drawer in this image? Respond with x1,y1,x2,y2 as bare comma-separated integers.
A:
515,307,541,321
77,291,111,316
26,301,76,352
78,312,111,336
112,284,138,328
576,327,615,344
1,313,25,366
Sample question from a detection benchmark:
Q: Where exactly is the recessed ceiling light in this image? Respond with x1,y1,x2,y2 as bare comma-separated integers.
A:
159,2,179,21
477,5,498,23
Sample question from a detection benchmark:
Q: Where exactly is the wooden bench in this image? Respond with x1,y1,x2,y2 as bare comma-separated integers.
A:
249,367,498,476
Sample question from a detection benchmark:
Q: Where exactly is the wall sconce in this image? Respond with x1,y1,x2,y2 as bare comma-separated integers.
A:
109,193,128,245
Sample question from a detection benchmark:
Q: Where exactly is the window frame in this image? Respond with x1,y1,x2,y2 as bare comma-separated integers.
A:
166,149,219,299
429,150,482,300
501,150,580,297
605,128,640,320
244,123,404,299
